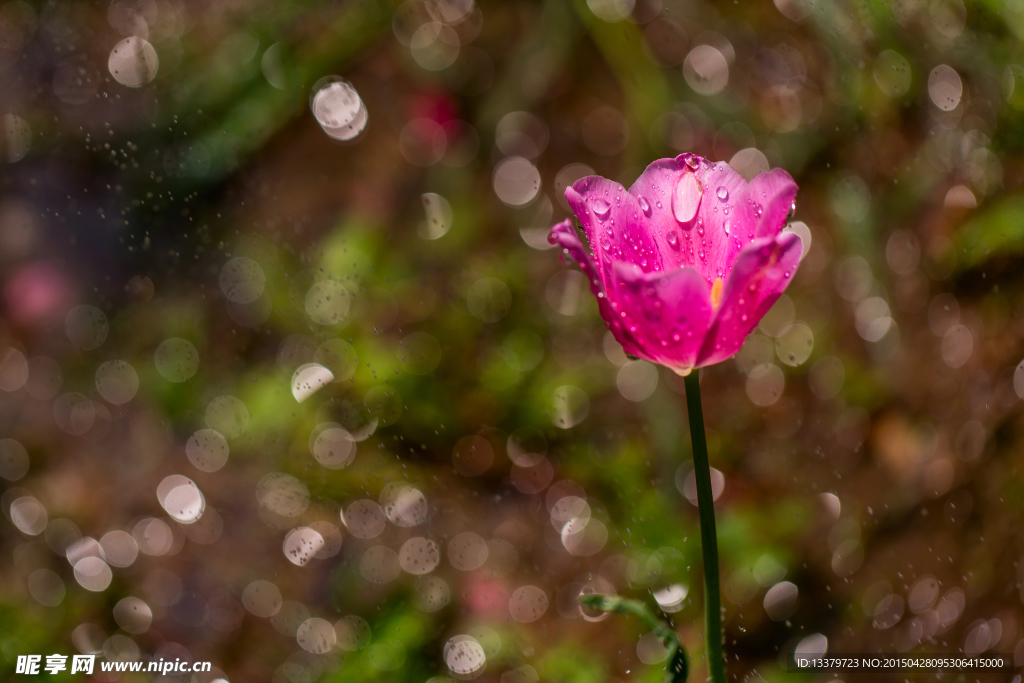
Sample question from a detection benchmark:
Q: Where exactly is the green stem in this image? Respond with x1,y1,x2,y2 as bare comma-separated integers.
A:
577,594,689,683
683,372,725,683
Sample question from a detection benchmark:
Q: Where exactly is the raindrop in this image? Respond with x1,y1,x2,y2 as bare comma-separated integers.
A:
205,395,249,438
794,633,828,662
53,392,96,435
4,115,31,162
74,556,112,592
11,495,47,535
66,305,109,350
683,45,729,95
312,79,368,142
271,601,310,636
671,173,701,224
493,157,541,206
414,576,451,612
314,338,357,381
100,530,138,568
410,22,461,71
158,477,205,524
495,111,549,159
291,363,334,402
419,192,453,240
296,618,336,654
28,568,64,607
305,280,351,325
113,597,152,634
335,614,371,651
381,483,428,526
678,467,725,505
637,632,668,664
445,635,487,678
26,356,61,400
219,257,266,304
0,439,29,481
108,36,158,87
242,580,282,618
342,499,386,539
186,429,229,472
0,348,28,392
638,195,651,216
154,338,199,383
653,584,688,613
509,586,548,622
764,581,799,621
928,65,963,111
616,360,658,401
448,531,489,570
452,435,494,476
399,537,440,575
282,527,325,566
310,425,355,469
95,360,139,405
360,545,401,583
552,385,589,428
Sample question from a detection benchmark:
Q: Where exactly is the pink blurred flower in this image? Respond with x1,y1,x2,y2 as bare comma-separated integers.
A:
409,91,458,126
463,576,510,619
549,153,800,375
4,262,74,328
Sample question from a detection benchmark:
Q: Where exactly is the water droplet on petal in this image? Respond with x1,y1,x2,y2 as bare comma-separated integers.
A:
724,220,731,236
672,173,702,226
593,198,611,219
638,196,651,216
667,231,679,248
717,186,729,201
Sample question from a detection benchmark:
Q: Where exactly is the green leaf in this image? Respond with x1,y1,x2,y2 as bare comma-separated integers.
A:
954,193,1024,270
577,595,688,683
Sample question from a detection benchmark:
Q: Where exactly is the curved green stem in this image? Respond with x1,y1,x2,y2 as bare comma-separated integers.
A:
683,372,725,683
578,594,688,683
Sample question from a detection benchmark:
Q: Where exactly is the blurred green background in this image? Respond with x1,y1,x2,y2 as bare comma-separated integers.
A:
1,0,1024,681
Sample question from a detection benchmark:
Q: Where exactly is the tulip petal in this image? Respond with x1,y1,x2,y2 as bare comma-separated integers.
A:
548,218,646,357
694,159,758,285
627,154,704,271
611,261,714,373
696,232,802,367
565,176,663,294
747,168,798,239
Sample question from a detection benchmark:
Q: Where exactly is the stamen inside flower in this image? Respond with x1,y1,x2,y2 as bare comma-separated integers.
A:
710,277,724,310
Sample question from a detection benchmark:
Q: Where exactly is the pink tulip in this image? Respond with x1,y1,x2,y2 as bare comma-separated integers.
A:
549,153,801,375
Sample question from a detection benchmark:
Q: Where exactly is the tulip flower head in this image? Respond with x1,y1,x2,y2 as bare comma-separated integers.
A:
549,153,800,376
